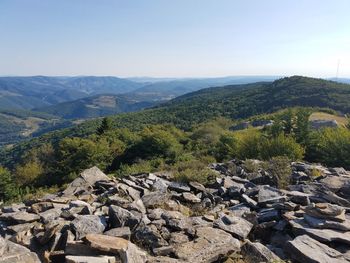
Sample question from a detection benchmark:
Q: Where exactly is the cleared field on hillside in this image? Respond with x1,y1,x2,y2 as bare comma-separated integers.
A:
309,112,348,126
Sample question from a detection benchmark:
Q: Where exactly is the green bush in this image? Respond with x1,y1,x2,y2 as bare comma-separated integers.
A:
260,134,305,160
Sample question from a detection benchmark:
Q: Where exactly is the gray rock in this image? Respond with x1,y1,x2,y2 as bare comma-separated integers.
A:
181,192,201,203
213,214,253,240
258,186,286,206
30,202,54,213
133,224,168,248
141,191,169,208
65,255,117,263
84,234,147,263
63,167,110,196
71,215,107,239
173,226,240,262
104,227,131,240
0,211,40,224
242,240,281,263
40,207,64,223
290,218,350,245
285,234,348,263
304,214,350,231
257,208,280,223
151,179,169,192
168,182,191,193
305,203,346,222
0,238,40,263
108,205,141,230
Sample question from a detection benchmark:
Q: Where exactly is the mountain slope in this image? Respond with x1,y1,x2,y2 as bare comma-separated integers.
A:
35,94,157,119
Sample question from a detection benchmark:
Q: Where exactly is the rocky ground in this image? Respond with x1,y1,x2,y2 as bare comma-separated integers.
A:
1,160,350,263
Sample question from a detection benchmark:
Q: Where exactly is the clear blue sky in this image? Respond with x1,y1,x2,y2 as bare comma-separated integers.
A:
1,0,349,77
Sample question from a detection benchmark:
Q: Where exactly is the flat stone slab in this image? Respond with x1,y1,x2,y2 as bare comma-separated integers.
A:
304,214,350,231
65,255,117,263
290,218,350,245
173,227,240,262
0,211,40,224
285,234,349,263
213,214,253,240
84,234,147,263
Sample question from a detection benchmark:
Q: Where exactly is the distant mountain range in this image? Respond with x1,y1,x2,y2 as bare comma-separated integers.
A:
0,76,143,110
0,75,281,110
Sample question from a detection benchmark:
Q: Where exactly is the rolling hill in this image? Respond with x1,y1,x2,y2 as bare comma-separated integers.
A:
35,94,157,119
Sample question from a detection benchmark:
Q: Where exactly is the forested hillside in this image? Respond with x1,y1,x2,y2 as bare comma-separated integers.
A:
35,94,157,119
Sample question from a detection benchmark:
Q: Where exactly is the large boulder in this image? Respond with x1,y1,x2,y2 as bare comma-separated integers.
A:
63,167,110,196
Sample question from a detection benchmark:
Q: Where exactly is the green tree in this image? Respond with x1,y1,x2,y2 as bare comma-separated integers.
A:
295,108,311,145
96,117,113,135
0,166,17,201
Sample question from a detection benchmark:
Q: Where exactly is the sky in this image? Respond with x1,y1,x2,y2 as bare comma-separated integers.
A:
0,0,350,78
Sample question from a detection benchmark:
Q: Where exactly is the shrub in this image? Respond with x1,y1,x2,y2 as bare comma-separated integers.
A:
260,134,305,160
235,129,262,159
173,160,216,185
266,156,292,189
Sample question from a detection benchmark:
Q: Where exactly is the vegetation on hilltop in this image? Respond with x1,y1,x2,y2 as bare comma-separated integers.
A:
1,76,350,202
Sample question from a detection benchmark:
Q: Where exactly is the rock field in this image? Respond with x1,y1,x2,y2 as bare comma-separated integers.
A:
1,160,350,263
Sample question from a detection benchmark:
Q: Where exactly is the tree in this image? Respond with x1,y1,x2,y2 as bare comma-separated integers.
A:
14,161,44,186
295,108,311,145
0,166,17,201
96,117,113,135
